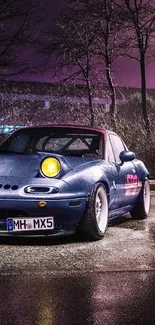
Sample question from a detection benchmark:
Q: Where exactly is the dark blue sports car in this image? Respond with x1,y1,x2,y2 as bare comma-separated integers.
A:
0,125,150,240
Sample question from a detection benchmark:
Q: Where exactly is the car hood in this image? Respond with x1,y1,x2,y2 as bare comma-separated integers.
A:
0,152,99,178
0,154,40,177
64,156,99,169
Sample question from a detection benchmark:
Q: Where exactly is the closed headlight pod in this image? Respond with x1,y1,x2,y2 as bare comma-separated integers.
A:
41,157,61,178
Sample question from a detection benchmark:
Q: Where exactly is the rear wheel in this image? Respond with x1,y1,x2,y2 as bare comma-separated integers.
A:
78,183,108,241
131,178,150,219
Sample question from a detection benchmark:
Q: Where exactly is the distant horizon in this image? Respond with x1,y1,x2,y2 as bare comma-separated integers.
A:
2,76,155,91
10,55,155,89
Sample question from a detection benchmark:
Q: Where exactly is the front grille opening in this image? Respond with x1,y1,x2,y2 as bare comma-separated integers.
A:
0,184,18,190
12,185,18,190
24,186,59,194
4,184,11,189
32,187,52,193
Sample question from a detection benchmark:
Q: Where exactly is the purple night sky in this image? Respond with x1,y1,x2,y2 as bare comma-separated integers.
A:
18,0,155,89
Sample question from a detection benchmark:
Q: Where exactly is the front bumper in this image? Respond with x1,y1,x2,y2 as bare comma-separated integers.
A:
0,197,87,236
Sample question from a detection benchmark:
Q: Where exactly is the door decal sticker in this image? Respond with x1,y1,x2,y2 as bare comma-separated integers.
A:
125,174,142,196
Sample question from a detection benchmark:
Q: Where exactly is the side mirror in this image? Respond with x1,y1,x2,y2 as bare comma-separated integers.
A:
119,151,136,164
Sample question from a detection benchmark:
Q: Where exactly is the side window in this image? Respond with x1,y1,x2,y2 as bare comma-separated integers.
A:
109,135,126,162
106,137,115,162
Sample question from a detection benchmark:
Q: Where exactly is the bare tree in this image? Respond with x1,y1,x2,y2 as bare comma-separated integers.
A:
41,1,108,127
0,0,44,78
87,0,121,130
51,81,110,127
41,0,122,129
115,0,155,133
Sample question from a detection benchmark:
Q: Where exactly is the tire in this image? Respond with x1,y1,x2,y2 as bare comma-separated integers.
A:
131,178,150,220
78,182,109,241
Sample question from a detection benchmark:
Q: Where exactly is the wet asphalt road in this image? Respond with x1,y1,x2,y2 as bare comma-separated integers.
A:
0,195,155,325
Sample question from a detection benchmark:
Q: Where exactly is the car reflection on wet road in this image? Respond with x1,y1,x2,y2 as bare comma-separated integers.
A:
0,271,155,325
0,196,155,325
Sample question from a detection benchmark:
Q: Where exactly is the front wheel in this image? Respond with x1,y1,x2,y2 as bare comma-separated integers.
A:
131,178,150,220
78,183,109,241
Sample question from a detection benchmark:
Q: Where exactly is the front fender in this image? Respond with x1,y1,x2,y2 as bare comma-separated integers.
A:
62,161,111,197
133,159,149,181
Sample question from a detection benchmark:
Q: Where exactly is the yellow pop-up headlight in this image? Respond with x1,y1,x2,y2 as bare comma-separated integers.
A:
41,157,61,178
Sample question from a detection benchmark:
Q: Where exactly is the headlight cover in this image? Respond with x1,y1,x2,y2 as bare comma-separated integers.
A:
41,157,61,178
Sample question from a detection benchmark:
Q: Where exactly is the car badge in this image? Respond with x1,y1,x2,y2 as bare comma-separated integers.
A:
38,201,47,208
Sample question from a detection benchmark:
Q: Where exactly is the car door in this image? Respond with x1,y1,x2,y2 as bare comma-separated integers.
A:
106,133,139,210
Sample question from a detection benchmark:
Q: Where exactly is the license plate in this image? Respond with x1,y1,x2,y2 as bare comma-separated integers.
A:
7,217,54,232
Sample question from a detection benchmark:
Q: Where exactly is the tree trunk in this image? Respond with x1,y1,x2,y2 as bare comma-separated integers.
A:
140,51,150,134
105,53,117,131
86,79,94,127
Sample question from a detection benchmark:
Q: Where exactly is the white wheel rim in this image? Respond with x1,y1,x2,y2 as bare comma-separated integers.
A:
143,181,150,214
95,187,108,233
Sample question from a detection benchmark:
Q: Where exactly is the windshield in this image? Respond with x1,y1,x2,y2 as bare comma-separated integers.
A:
0,127,104,158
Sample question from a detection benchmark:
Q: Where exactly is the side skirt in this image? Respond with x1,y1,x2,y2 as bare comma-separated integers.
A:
108,205,134,220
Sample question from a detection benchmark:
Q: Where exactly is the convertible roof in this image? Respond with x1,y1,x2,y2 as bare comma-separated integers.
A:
16,124,107,135
12,125,118,140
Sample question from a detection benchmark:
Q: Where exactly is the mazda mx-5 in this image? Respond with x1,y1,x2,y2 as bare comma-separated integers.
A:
0,125,150,240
